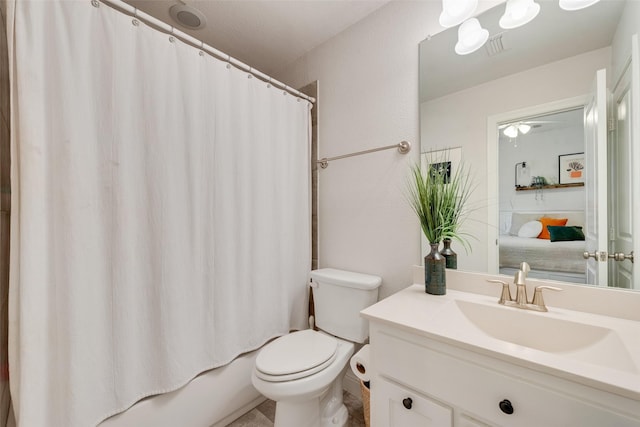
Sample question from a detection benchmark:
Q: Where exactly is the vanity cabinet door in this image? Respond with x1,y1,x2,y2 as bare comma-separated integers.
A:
459,414,492,427
371,326,640,427
373,378,453,427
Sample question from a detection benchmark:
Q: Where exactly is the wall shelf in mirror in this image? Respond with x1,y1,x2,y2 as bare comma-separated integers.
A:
515,182,584,191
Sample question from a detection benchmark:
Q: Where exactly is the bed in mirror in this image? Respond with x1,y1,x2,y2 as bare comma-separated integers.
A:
419,0,639,289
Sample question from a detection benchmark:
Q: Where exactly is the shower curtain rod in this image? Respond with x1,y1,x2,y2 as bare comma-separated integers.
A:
317,140,411,169
96,0,316,104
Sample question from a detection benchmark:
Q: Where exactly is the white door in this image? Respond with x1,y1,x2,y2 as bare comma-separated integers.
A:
610,50,635,288
633,34,640,290
584,68,609,286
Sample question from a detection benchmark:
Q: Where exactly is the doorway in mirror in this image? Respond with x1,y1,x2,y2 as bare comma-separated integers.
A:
497,107,587,284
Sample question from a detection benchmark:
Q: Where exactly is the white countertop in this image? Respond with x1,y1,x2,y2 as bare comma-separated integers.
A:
361,282,640,401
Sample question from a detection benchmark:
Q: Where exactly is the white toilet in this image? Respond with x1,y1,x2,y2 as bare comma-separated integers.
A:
251,268,382,427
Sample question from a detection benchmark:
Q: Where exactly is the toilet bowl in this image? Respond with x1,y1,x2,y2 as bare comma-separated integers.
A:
251,330,355,427
251,268,381,427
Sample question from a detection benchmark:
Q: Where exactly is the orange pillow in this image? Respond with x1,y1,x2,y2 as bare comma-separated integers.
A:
538,217,568,239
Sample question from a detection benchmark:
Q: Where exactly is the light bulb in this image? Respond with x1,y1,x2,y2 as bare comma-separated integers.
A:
499,0,540,29
439,0,479,28
518,123,531,134
454,18,489,55
504,125,518,138
445,0,465,17
510,1,528,20
559,0,600,11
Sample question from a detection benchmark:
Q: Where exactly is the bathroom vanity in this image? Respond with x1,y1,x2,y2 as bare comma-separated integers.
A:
361,270,640,427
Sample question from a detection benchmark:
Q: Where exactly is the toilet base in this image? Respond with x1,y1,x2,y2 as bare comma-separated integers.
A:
319,368,349,427
273,366,349,427
273,396,348,427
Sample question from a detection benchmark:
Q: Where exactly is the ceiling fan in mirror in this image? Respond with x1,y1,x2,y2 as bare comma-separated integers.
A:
498,119,561,147
439,0,602,55
498,119,559,136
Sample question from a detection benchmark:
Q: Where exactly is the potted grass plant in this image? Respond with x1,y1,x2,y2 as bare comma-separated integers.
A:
407,153,473,295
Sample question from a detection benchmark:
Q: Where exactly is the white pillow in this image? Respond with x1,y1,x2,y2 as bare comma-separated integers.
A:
518,220,543,238
509,213,542,235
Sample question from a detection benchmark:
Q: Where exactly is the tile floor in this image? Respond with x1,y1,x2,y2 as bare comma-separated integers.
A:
226,391,366,427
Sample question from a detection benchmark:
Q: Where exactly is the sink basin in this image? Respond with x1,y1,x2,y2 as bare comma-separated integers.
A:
361,274,640,401
439,298,638,374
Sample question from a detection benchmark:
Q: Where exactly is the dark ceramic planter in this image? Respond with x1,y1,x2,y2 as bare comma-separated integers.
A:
424,242,446,295
441,238,458,269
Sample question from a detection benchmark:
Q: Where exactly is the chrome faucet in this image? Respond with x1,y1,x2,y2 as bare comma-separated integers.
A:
513,263,529,307
486,262,561,312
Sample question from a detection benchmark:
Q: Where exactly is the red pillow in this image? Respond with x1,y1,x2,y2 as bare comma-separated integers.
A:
538,217,568,239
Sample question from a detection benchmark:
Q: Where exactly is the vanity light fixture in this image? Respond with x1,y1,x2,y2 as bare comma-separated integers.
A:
454,18,489,55
559,0,600,11
439,0,478,28
499,0,540,29
444,0,600,55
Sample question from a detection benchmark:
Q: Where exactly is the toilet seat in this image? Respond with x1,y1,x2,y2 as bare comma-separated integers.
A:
255,330,338,382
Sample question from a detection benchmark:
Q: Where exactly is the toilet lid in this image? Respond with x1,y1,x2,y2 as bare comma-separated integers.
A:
255,330,338,381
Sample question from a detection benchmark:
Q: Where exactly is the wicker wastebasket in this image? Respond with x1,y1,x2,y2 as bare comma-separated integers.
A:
360,380,370,427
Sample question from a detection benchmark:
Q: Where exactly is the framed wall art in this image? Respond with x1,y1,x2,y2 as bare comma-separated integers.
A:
559,152,585,184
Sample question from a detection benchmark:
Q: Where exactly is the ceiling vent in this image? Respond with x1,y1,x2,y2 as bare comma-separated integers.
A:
169,4,207,30
485,33,507,56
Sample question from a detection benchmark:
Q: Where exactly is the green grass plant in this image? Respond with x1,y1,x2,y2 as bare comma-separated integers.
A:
407,152,474,250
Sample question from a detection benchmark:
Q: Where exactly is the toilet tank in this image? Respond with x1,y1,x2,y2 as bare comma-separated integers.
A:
310,268,382,343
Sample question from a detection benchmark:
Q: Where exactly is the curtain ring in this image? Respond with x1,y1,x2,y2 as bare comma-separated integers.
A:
91,0,100,8
199,41,205,57
247,67,253,79
267,77,272,88
132,8,139,26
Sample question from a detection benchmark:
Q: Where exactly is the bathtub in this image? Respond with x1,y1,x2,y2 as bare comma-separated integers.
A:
99,350,265,427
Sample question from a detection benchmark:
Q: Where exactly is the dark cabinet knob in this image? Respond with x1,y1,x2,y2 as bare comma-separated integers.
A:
402,397,413,410
499,399,514,415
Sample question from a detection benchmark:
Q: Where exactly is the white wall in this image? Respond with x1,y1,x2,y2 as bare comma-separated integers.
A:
611,0,640,83
499,121,585,213
420,47,611,273
276,1,501,298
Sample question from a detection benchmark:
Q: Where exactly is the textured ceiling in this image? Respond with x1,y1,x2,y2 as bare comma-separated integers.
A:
124,0,391,77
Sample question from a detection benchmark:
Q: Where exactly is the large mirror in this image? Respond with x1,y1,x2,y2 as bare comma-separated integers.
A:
419,0,639,289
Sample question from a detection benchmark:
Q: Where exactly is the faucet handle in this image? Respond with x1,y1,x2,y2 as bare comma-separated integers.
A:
486,279,512,305
531,286,562,312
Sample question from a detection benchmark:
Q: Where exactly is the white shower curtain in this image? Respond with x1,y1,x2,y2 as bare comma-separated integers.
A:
7,1,311,426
